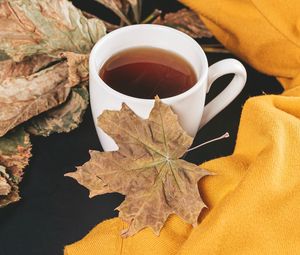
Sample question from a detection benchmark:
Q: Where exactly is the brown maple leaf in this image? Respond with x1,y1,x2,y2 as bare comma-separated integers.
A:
66,98,210,237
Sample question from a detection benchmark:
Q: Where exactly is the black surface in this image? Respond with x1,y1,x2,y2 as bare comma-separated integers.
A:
0,1,283,255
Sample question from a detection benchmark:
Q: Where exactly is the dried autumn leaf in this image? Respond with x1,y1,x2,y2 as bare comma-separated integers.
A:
0,166,11,196
0,0,106,61
0,0,107,208
0,54,56,83
153,8,213,39
102,21,120,33
0,127,32,180
82,11,120,32
0,165,20,207
28,86,89,137
0,169,20,207
0,127,31,207
0,51,91,137
61,52,89,87
0,61,71,137
95,0,131,25
127,0,142,23
121,0,130,16
66,98,210,237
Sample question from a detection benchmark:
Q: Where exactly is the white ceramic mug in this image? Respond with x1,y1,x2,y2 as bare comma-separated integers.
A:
89,24,247,151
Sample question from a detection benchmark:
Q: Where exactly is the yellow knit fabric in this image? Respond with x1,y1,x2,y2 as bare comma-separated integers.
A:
65,1,300,254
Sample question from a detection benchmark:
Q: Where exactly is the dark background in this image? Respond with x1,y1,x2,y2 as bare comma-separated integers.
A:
0,1,283,255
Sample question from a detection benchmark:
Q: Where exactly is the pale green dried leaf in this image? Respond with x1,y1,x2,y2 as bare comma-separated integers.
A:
66,98,210,237
95,0,131,25
0,61,71,137
0,0,106,61
28,86,89,137
153,8,213,38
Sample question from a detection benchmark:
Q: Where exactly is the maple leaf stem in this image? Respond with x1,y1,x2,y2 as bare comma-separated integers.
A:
187,132,230,152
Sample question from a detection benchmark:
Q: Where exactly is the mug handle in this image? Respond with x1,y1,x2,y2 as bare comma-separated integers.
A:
199,58,247,129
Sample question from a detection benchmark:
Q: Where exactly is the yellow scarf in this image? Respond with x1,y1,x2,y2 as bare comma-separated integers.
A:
65,0,300,254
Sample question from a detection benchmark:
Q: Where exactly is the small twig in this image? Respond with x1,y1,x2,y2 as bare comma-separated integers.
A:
201,44,230,54
141,9,162,24
187,132,230,152
261,90,267,95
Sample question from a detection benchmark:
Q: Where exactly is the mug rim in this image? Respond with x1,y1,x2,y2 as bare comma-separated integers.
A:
89,24,208,103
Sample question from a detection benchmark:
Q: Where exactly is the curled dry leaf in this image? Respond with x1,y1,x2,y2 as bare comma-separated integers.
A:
61,52,89,88
101,21,120,33
0,166,11,196
153,8,213,39
28,85,89,137
0,51,89,137
127,0,142,23
0,0,106,61
0,54,56,83
0,127,32,180
82,11,120,33
121,0,130,16
0,165,19,207
0,61,71,137
0,182,19,207
95,0,131,25
0,0,106,207
0,127,31,207
66,98,210,237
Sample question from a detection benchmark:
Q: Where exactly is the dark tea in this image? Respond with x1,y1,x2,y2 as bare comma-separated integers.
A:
99,47,197,99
